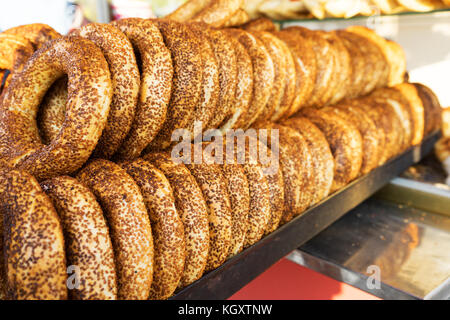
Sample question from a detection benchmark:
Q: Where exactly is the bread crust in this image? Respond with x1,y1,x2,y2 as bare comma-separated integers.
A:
300,108,363,192
112,18,173,158
0,36,112,180
2,23,60,50
282,117,334,204
76,159,154,300
41,176,117,300
0,170,67,300
412,82,442,136
143,152,209,288
119,159,185,300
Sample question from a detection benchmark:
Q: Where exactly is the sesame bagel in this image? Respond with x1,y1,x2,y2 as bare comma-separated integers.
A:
203,28,238,130
326,31,351,105
412,82,442,136
3,23,60,50
0,170,67,300
143,152,209,288
242,17,278,32
258,123,313,224
273,30,316,116
119,159,185,300
252,31,288,124
146,19,203,150
41,176,117,300
223,28,275,127
328,104,381,175
221,163,250,257
282,117,334,204
0,36,112,180
76,159,154,300
300,108,363,192
185,151,232,272
185,23,220,132
112,18,173,158
39,23,141,159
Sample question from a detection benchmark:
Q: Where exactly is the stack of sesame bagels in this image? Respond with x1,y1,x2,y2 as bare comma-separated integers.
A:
0,11,443,299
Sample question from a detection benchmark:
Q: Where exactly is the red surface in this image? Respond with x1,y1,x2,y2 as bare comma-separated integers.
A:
229,258,381,300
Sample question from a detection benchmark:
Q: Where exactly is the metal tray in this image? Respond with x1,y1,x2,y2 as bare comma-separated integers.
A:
288,177,450,300
170,131,441,300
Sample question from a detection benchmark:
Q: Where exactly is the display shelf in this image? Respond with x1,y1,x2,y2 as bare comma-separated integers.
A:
170,130,441,300
289,177,450,300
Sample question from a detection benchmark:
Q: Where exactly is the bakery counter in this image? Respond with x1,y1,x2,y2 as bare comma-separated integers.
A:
288,177,450,300
170,130,441,300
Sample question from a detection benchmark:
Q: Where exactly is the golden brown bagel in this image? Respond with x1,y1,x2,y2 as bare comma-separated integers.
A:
41,176,117,300
76,159,154,300
0,36,112,180
282,117,334,204
284,27,334,107
258,123,313,224
119,159,185,300
223,28,275,127
143,152,209,288
185,23,220,132
223,8,251,27
146,19,203,150
184,149,232,272
3,23,60,50
274,30,316,115
412,82,442,136
300,108,363,192
252,31,288,124
326,31,351,105
0,170,67,300
242,17,278,32
112,18,173,158
166,0,211,21
202,28,239,130
221,163,250,257
323,106,380,175
192,0,244,28
225,135,271,247
39,23,141,159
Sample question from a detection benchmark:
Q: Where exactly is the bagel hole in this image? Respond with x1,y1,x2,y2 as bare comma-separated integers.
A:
0,69,10,93
37,75,68,145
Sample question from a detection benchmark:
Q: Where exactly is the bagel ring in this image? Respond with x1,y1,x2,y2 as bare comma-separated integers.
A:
119,158,186,300
202,28,238,130
41,176,117,300
253,31,288,124
242,17,278,32
300,108,363,192
0,169,67,300
143,152,209,288
185,148,232,272
257,123,313,224
39,23,141,159
224,135,271,248
221,163,250,257
217,34,252,131
76,159,154,300
223,28,274,127
3,23,60,50
112,18,173,158
274,30,316,115
0,36,112,181
146,19,203,150
282,117,334,204
413,82,442,136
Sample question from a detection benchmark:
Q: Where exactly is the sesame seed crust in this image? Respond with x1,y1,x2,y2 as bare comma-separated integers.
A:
76,159,154,300
113,18,173,159
282,117,334,205
143,152,209,288
40,176,118,300
0,36,113,180
223,28,274,127
0,169,68,300
221,163,250,257
119,158,185,300
185,152,232,272
300,108,363,193
146,19,203,150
